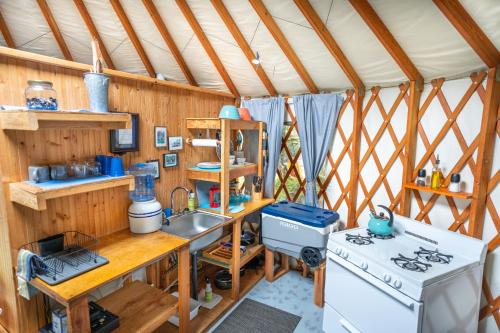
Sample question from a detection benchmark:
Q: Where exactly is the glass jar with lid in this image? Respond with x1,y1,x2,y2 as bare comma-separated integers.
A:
25,80,58,110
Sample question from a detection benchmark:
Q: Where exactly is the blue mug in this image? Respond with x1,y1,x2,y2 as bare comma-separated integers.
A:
96,155,113,175
109,157,125,177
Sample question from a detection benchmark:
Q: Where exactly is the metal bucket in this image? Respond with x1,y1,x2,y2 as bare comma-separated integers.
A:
84,72,109,112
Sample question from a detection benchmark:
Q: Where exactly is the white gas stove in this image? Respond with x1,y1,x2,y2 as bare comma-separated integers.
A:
323,214,487,333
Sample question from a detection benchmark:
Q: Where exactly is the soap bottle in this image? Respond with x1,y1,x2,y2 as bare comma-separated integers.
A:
431,155,443,190
205,277,213,302
188,190,195,211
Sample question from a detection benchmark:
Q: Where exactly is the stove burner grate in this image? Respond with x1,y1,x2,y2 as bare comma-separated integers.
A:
367,230,395,240
414,247,453,264
391,254,432,272
345,233,373,246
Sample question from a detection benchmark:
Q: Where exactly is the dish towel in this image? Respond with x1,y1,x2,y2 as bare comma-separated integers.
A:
16,249,44,300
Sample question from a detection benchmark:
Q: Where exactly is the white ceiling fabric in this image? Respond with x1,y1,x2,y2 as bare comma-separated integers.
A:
0,0,497,97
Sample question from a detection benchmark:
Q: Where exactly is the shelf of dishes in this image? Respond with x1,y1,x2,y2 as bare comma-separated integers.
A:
0,110,132,130
187,163,258,183
186,118,261,130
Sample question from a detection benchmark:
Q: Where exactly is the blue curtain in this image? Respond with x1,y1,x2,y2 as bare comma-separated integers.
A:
294,93,343,206
241,97,285,198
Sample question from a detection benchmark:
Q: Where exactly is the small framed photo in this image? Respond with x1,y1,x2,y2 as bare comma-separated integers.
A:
145,160,160,180
154,126,168,148
163,153,178,168
169,136,183,150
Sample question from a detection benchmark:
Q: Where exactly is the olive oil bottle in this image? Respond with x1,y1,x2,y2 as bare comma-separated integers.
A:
431,155,443,189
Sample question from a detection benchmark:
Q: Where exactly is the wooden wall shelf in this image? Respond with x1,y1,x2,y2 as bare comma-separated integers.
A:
0,110,132,130
187,163,258,183
186,118,261,130
404,183,473,200
9,176,135,210
97,280,178,333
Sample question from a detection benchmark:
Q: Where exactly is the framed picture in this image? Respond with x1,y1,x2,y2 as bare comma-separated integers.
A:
145,160,160,180
169,136,183,150
163,153,178,168
154,126,168,148
110,113,139,154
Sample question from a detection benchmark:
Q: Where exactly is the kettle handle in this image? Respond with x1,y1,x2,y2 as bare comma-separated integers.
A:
377,205,394,227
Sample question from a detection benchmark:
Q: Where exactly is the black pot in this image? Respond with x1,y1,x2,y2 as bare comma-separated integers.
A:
241,231,256,246
37,233,64,257
214,268,246,290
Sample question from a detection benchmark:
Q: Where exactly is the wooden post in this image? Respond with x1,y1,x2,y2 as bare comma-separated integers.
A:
231,218,242,300
347,89,364,228
66,296,90,333
177,245,190,333
220,119,230,214
265,247,274,282
313,262,326,308
469,66,500,238
400,80,423,215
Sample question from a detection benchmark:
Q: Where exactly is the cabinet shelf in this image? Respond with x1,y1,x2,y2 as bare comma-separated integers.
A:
97,280,178,333
10,175,135,210
404,183,473,200
187,163,258,182
0,110,131,130
186,118,261,130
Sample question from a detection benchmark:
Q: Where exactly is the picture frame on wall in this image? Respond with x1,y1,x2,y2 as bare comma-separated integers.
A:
154,126,168,148
145,160,160,180
168,136,183,150
109,113,139,154
163,153,178,168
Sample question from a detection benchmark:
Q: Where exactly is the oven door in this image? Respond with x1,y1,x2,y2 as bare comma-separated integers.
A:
324,253,423,333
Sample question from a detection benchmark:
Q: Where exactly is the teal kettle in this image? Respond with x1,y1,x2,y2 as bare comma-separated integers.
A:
368,205,394,236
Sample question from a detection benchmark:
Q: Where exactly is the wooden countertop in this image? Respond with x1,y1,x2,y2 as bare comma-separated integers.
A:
30,229,188,304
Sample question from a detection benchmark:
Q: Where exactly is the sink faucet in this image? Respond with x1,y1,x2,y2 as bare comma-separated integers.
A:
170,186,191,215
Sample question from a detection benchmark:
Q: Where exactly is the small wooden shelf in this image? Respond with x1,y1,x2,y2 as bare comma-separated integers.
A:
404,183,473,200
0,110,132,130
187,163,258,182
186,118,261,130
10,175,135,210
97,280,178,333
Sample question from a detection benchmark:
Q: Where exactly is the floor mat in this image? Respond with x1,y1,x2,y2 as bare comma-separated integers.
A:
213,298,301,333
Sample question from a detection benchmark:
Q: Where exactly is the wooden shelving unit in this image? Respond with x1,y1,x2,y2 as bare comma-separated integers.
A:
10,175,135,210
187,163,258,183
0,110,132,130
97,281,178,333
404,183,473,200
186,118,260,130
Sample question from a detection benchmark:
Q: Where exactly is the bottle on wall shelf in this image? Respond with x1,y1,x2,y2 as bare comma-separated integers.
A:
430,155,443,190
449,173,461,193
416,169,426,186
188,190,195,211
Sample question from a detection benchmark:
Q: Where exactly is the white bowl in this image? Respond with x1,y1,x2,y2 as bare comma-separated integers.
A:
236,157,246,164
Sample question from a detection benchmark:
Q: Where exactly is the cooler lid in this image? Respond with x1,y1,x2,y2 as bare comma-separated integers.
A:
262,201,339,228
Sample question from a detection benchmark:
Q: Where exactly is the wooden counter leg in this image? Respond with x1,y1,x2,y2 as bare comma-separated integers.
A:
265,247,274,282
313,262,326,308
178,245,191,333
66,295,90,333
231,218,242,300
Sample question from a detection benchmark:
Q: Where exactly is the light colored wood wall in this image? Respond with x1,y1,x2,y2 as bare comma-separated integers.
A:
0,55,233,332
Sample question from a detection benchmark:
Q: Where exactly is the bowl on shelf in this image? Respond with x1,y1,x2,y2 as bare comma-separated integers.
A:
236,157,246,164
218,105,240,120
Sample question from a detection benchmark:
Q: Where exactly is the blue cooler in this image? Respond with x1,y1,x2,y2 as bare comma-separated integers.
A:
262,201,339,265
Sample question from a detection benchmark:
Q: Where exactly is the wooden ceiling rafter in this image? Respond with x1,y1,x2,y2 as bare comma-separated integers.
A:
294,0,364,90
175,0,239,97
73,0,115,70
36,0,73,61
142,0,197,86
0,10,15,48
249,0,319,94
109,0,156,78
348,0,423,83
210,0,277,96
432,0,500,68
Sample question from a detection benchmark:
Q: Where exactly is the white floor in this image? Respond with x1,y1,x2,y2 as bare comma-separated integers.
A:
208,271,324,333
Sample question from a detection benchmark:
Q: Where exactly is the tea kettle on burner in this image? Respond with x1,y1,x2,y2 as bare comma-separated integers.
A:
368,205,394,236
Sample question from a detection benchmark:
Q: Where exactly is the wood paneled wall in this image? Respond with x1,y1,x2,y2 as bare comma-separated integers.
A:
0,55,233,332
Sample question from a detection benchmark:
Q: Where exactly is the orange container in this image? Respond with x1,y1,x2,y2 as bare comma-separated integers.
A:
238,107,252,121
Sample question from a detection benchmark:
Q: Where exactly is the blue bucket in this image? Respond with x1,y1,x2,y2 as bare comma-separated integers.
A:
84,72,110,113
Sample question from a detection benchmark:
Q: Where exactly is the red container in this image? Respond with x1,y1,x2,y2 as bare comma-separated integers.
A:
238,108,252,121
209,185,221,208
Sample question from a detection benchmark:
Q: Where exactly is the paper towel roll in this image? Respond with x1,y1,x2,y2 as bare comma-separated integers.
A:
191,139,219,147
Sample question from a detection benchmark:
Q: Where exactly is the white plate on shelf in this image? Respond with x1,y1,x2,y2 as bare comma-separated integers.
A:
197,162,221,169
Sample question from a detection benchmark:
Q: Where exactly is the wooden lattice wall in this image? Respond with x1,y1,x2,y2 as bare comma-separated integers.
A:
274,71,499,330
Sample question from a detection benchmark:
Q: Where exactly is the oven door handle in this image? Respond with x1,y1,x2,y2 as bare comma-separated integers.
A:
327,253,416,310
340,318,361,333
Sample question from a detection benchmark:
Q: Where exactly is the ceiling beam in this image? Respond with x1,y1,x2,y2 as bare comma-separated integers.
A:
175,0,239,97
249,0,318,93
36,0,73,61
294,0,363,90
142,0,197,86
211,0,277,96
109,0,156,77
348,0,423,82
73,0,115,69
433,0,499,68
0,10,15,48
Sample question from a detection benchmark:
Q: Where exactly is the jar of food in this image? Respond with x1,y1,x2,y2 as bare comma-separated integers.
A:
25,80,58,110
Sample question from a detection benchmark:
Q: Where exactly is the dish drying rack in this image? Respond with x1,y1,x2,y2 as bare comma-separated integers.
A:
20,231,109,285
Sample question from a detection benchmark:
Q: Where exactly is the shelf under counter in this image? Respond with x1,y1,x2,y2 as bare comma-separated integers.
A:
187,163,258,182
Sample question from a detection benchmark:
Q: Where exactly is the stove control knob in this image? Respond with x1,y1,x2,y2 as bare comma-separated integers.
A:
394,280,402,289
383,273,392,283
341,251,349,259
334,247,342,255
360,262,368,270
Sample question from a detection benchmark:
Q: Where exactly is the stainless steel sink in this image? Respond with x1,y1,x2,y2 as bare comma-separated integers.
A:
161,210,230,252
